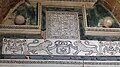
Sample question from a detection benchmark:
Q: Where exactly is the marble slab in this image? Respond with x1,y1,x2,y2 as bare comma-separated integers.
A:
2,38,120,56
46,11,80,39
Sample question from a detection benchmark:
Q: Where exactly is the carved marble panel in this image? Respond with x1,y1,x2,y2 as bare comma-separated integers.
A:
46,11,80,39
2,38,27,55
2,38,120,56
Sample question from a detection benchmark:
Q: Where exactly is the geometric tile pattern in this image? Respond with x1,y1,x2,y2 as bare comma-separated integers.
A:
2,38,120,56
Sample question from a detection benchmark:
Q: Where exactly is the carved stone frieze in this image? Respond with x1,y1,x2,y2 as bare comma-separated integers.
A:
2,38,120,56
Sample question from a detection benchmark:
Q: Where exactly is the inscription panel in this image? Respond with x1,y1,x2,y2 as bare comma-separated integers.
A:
46,11,80,39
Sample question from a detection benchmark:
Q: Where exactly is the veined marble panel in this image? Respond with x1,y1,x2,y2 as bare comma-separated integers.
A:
2,38,120,56
46,11,80,39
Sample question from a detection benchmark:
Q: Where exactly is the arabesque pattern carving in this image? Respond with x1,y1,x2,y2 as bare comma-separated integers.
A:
2,38,120,56
46,11,80,39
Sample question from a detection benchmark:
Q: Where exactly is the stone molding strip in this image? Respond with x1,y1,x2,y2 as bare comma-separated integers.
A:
0,59,120,66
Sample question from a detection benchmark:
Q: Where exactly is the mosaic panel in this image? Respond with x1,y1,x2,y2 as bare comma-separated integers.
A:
46,11,80,39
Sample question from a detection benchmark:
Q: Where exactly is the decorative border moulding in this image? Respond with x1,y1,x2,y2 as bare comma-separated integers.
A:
0,60,120,67
41,0,95,8
2,38,120,56
0,59,83,65
0,60,83,67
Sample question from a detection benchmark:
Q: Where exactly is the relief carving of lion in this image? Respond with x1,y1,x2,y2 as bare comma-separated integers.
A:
71,41,98,55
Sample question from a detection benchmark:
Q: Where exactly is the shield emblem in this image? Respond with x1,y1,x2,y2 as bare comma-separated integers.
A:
55,40,71,54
